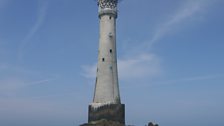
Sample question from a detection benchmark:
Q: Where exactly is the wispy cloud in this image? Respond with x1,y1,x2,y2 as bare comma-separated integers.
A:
0,77,54,97
29,78,54,86
81,0,213,83
118,53,161,79
157,74,224,86
0,98,77,123
180,74,224,82
148,0,209,47
82,53,162,81
81,63,97,79
18,1,48,61
0,78,25,96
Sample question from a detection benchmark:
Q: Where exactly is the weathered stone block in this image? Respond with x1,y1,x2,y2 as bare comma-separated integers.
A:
88,104,125,124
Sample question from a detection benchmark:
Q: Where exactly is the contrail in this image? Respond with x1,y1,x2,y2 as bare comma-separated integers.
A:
18,1,48,62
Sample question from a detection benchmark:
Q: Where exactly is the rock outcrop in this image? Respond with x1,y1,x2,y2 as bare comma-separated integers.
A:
80,119,125,126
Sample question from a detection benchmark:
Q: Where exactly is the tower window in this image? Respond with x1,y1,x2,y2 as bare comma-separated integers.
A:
109,32,113,37
110,49,112,53
102,58,105,62
109,16,112,20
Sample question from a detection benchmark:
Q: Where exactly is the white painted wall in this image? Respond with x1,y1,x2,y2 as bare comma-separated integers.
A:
93,3,121,104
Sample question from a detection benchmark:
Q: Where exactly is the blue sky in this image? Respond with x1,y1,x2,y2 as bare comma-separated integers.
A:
0,0,224,126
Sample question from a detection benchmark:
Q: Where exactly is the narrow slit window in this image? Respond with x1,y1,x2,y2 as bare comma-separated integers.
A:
109,33,113,37
102,58,105,62
109,16,112,20
110,49,112,53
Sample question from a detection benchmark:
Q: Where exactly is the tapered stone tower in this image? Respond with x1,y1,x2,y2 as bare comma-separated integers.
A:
88,0,125,124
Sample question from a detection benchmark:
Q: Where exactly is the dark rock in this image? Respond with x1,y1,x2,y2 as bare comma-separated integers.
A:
80,119,125,126
148,122,159,126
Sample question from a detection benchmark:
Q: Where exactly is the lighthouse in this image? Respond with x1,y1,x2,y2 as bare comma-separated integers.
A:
88,0,125,124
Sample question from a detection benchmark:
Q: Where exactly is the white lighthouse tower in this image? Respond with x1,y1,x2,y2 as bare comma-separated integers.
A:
94,0,120,104
88,0,125,124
